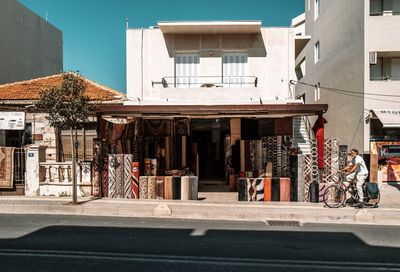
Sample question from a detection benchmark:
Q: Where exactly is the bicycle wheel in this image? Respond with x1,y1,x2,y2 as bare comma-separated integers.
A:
366,191,380,206
323,185,346,208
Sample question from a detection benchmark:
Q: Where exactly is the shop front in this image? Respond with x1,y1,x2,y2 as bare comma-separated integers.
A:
94,104,327,201
370,110,400,183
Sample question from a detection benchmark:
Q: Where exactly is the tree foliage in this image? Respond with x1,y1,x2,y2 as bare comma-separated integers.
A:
36,72,94,129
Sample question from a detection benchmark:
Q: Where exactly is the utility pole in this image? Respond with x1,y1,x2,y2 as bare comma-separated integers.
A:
71,127,77,204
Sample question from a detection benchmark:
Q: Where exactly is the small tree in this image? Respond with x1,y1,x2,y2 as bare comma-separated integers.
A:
36,72,93,204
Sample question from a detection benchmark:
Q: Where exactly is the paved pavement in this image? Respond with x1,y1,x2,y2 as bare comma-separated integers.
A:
0,184,399,226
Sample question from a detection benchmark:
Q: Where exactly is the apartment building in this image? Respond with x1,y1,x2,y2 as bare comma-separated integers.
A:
293,0,400,182
97,21,327,189
0,0,63,195
0,0,63,84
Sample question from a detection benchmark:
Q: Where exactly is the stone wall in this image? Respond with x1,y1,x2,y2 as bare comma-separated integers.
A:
27,112,57,161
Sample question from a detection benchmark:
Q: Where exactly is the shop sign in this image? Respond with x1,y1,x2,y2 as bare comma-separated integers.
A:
379,145,400,158
371,141,400,182
378,110,400,115
33,134,43,141
0,112,25,130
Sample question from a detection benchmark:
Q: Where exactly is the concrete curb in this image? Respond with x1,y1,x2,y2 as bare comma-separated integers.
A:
1,199,400,226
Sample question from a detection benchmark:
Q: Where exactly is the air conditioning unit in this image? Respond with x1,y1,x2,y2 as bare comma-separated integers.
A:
370,51,378,65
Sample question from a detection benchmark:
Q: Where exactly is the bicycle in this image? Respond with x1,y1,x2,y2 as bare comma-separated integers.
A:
323,173,380,208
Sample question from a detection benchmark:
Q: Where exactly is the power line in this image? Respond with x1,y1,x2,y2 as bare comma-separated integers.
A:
320,88,399,103
290,80,400,98
290,80,400,103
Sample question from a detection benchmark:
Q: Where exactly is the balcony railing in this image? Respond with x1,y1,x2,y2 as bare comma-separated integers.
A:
370,11,400,16
39,161,93,197
40,162,73,184
370,76,400,81
39,161,92,184
152,76,258,88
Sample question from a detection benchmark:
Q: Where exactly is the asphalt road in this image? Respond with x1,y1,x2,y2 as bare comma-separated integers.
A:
0,214,399,272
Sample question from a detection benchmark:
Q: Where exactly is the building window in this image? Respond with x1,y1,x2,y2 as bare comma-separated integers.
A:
370,57,400,80
59,123,97,161
314,41,320,63
370,0,383,15
175,54,200,88
314,0,320,20
222,53,249,87
370,0,400,16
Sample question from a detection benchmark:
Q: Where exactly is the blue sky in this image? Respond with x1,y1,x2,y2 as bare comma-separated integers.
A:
19,0,304,93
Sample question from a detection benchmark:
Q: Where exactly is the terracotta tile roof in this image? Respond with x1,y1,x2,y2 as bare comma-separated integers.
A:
0,73,126,102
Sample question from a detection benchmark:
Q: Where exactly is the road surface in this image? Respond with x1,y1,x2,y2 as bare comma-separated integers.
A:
0,214,399,271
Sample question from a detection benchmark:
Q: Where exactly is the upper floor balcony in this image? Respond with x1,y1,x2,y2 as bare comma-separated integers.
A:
370,52,400,81
155,76,258,88
126,21,294,104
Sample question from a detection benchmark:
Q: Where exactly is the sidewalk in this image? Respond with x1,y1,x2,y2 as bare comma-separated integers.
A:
0,184,399,226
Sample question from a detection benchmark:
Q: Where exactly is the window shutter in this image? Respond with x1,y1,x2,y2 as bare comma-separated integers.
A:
60,125,96,161
175,54,200,88
222,53,248,87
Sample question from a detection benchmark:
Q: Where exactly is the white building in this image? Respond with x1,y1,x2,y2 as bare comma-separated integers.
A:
95,21,327,186
293,0,400,182
126,21,298,105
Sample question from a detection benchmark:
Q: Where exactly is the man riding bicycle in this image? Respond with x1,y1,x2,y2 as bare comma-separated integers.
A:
341,148,369,208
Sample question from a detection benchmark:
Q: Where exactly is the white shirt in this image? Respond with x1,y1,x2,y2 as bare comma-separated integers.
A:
351,155,369,175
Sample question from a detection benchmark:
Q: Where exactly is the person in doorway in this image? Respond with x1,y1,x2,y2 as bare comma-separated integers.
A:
342,148,369,208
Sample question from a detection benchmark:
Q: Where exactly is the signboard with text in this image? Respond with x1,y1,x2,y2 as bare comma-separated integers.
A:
0,112,25,130
371,141,400,182
379,145,400,159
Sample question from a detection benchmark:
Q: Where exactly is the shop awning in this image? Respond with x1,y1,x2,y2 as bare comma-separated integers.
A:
372,109,400,128
95,104,328,119
102,116,135,124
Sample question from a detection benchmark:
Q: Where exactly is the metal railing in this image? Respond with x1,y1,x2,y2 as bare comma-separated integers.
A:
370,11,400,16
14,148,26,185
153,76,258,88
370,76,400,81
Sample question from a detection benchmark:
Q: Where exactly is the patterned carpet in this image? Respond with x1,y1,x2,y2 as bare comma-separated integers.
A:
0,147,14,189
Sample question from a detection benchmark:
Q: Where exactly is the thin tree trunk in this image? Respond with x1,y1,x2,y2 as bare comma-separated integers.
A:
71,127,77,204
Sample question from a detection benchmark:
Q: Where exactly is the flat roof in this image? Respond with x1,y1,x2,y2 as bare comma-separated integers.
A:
157,21,262,34
291,13,305,27
96,104,328,118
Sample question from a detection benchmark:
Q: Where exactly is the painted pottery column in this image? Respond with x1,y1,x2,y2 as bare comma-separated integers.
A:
92,139,101,197
131,162,139,199
123,154,133,199
190,176,198,200
181,176,190,200
164,176,173,199
309,139,320,203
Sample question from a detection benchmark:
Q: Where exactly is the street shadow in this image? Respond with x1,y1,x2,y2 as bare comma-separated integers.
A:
0,225,399,258
0,224,399,271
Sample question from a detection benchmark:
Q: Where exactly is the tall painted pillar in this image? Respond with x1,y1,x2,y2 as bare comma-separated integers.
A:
25,145,46,196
